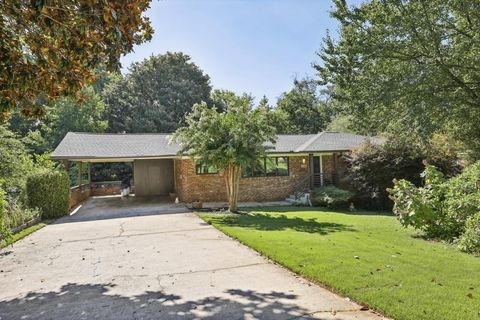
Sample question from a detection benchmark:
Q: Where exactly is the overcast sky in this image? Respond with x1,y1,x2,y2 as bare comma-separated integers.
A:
121,0,363,103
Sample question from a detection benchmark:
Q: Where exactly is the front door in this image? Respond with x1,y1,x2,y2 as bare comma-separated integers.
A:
134,159,174,196
312,156,322,187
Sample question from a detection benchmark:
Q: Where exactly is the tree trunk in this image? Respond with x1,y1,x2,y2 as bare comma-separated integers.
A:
224,163,241,212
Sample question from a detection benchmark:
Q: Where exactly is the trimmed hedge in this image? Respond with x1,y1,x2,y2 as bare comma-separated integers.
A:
26,170,70,219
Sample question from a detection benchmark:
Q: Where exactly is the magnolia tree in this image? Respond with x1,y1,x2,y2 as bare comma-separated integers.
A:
173,93,276,212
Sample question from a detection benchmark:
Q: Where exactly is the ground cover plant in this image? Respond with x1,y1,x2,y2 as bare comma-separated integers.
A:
201,208,480,320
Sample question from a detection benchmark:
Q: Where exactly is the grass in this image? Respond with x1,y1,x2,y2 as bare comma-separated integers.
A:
0,223,47,249
201,207,480,320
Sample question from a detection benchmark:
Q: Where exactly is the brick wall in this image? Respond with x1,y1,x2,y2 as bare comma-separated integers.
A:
69,185,90,209
175,156,311,202
321,153,349,188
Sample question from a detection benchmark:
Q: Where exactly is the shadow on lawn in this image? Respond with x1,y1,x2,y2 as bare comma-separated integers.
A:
208,213,356,235
244,206,394,217
0,283,314,320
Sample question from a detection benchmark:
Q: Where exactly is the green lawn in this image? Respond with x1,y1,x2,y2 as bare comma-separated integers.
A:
201,207,480,320
0,223,47,249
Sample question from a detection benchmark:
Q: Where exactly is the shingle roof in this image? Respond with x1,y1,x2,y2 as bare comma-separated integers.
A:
51,132,380,160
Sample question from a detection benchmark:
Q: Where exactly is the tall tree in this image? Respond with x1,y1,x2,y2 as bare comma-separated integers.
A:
103,52,212,133
8,75,112,153
276,79,331,134
316,0,480,154
46,87,108,149
173,93,276,212
0,0,153,120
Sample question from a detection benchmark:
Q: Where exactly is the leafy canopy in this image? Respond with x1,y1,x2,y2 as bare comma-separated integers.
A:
0,0,153,120
103,52,212,133
173,93,277,170
316,0,480,152
276,79,331,134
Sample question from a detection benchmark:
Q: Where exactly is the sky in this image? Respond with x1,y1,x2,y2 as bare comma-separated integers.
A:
121,0,363,103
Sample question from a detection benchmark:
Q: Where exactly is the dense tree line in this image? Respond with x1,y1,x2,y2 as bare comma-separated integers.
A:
316,0,480,157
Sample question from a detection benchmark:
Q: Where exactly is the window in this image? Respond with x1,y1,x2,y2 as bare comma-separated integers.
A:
195,161,219,174
243,157,289,177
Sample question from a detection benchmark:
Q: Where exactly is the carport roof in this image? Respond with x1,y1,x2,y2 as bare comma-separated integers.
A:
51,132,380,161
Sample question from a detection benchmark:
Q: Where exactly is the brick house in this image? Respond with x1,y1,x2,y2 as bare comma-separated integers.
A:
52,132,378,207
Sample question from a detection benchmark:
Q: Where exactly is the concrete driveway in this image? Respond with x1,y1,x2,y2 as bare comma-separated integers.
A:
0,197,384,320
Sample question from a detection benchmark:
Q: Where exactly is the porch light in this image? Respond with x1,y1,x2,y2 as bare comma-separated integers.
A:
302,158,306,164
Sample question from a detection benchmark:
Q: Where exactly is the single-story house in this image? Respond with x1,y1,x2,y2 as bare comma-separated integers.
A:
52,131,378,207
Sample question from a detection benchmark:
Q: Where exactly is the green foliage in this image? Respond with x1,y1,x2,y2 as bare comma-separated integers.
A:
1,0,153,120
8,80,110,153
346,134,463,210
0,126,35,199
275,79,331,134
173,93,277,170
388,166,447,238
173,91,277,211
346,138,425,210
312,186,353,209
458,213,480,255
103,52,212,133
326,115,354,133
316,0,480,155
91,163,133,182
26,170,70,219
389,162,480,252
3,198,41,231
0,188,10,242
47,86,108,148
33,152,58,171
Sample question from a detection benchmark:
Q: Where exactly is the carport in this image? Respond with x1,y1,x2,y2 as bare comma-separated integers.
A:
51,132,180,208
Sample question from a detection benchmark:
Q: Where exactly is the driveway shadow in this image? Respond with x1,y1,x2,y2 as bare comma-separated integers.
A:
206,213,355,235
55,196,190,224
0,283,317,320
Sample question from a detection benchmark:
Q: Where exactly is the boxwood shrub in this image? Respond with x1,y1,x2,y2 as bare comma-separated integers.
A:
27,169,70,219
312,186,353,209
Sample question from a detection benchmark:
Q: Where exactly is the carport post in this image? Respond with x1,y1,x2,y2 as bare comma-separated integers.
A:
77,161,82,187
62,160,69,171
87,162,91,186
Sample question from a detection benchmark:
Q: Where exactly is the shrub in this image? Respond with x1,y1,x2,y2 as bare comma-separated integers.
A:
0,188,11,242
26,169,70,219
389,162,480,249
345,135,464,211
388,166,448,238
4,198,41,230
345,139,424,210
0,127,35,201
442,162,480,235
312,186,353,209
457,212,480,255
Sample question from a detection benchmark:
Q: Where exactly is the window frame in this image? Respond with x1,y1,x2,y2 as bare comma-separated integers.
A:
243,156,289,178
195,161,219,175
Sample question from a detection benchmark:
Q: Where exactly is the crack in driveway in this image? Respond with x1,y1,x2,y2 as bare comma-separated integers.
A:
157,262,269,277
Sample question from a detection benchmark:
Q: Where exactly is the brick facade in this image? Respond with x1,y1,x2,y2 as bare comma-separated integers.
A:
69,152,346,205
69,185,90,209
175,156,311,202
90,181,136,196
